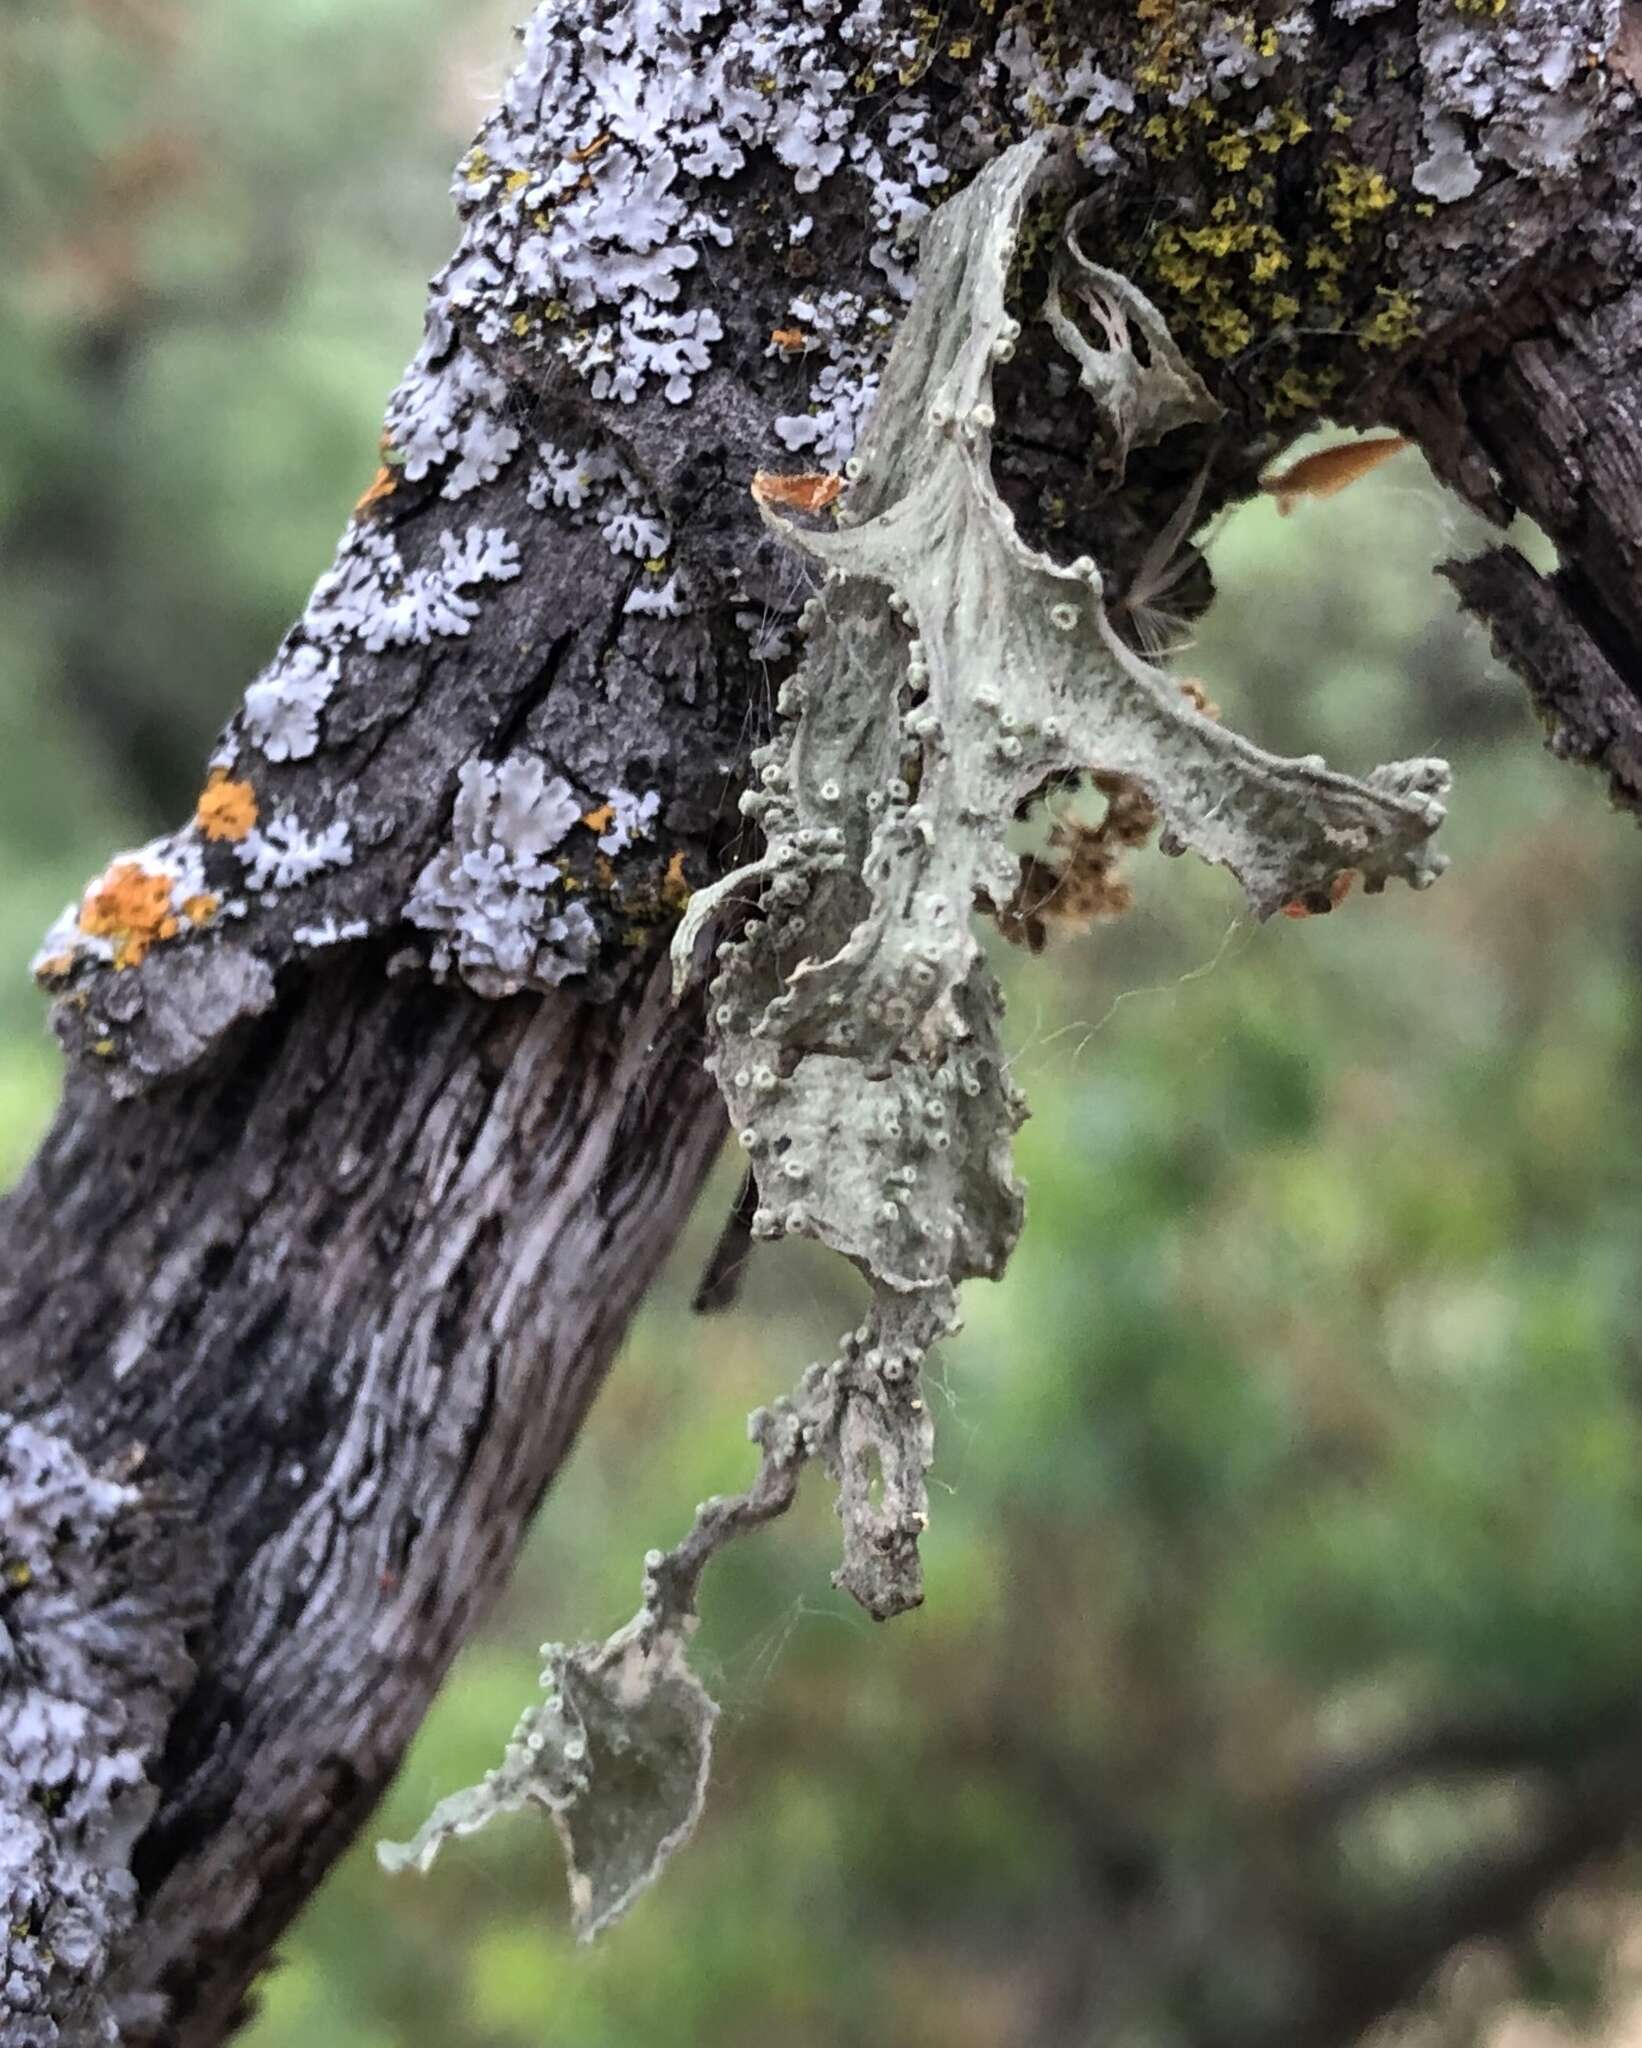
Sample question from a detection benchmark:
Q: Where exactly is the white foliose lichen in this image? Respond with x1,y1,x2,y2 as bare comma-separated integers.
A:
305,523,522,653
0,1420,200,2048
993,21,1135,166
1413,0,1618,199
526,437,619,514
622,575,689,618
527,434,683,612
242,646,339,765
596,788,661,854
291,916,370,949
239,814,354,894
756,15,1137,464
232,520,523,774
384,0,906,434
405,753,599,997
1195,6,1314,96
373,0,1153,505
736,607,795,663
772,290,895,465
377,0,1013,482
387,343,521,498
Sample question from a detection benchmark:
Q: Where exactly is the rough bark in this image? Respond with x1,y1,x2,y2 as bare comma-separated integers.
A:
3,1,1642,2041
3,955,724,2044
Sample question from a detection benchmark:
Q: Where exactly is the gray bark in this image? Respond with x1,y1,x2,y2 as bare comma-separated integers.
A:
3,1,1641,2041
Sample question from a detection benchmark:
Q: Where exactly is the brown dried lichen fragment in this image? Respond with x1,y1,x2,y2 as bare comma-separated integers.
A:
78,861,179,968
661,849,691,908
195,767,258,843
1260,434,1409,513
1281,869,1359,918
751,469,843,514
994,772,1161,953
354,465,398,514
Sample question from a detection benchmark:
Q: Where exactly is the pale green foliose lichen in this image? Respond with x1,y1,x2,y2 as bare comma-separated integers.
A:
382,128,1450,1935
379,1621,716,1942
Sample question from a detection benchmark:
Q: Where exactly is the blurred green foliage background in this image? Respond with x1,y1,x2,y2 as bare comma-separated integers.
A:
5,7,1642,2046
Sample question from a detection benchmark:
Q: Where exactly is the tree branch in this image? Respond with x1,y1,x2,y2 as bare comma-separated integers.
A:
4,0,1642,2039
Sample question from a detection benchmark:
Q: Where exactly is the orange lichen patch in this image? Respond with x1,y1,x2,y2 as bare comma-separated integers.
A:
195,767,258,843
582,802,615,836
180,892,220,927
78,860,179,968
1177,676,1222,721
1260,435,1408,514
1281,870,1359,918
662,849,691,908
769,325,808,351
33,952,75,987
751,469,843,514
566,131,612,163
354,465,398,514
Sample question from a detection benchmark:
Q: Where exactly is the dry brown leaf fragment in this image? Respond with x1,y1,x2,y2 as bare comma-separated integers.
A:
662,849,691,908
1260,434,1409,514
751,469,843,514
355,466,398,515
994,775,1160,951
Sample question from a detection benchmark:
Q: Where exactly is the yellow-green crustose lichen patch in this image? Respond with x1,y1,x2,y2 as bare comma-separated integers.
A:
1118,4,1421,408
